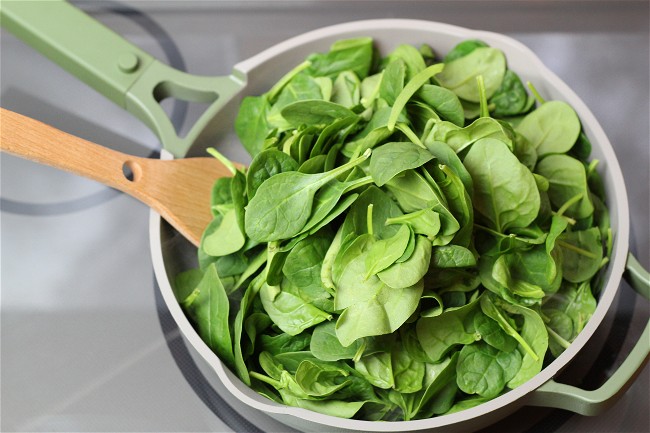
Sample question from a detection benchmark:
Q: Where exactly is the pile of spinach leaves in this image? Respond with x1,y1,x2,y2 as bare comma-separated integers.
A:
173,37,611,421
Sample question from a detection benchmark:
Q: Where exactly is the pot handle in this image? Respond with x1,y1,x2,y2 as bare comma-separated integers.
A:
529,252,649,416
0,0,245,157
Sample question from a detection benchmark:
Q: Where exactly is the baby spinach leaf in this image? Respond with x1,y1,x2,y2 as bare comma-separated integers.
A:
260,282,332,336
417,84,465,127
335,240,424,346
388,63,446,131
369,141,434,186
543,281,596,357
424,140,474,196
235,95,271,155
473,312,518,353
436,47,506,102
282,231,333,306
557,227,603,283
189,264,235,369
489,297,548,388
391,341,426,394
331,71,361,108
364,224,411,278
210,177,233,216
424,116,513,154
295,359,352,397
310,321,365,361
267,74,325,131
535,154,594,220
431,245,476,268
463,138,540,233
258,332,311,356
385,44,427,80
355,352,394,389
489,70,529,117
456,340,522,398
444,39,488,63
386,209,441,241
201,209,246,257
244,150,369,242
281,99,357,128
515,100,581,157
377,235,433,289
379,58,406,106
246,149,298,199
307,37,374,79
416,299,480,362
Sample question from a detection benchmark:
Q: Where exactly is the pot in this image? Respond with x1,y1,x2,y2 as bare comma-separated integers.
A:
2,3,648,432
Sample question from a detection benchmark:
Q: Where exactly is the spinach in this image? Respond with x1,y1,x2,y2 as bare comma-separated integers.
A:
244,149,370,242
516,100,581,157
456,340,522,398
463,138,540,233
179,36,611,422
369,141,434,186
436,47,506,102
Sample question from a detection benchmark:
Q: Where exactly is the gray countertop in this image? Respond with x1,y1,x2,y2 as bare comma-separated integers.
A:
2,1,648,432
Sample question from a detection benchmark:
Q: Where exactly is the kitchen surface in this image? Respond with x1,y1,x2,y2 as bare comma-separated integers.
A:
1,1,648,432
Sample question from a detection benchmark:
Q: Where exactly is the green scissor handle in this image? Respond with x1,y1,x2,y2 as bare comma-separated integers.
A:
530,252,649,416
1,0,245,157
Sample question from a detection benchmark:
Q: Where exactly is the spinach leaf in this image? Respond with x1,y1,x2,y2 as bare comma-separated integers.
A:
444,39,488,63
310,321,365,361
489,70,529,117
535,154,594,220
260,282,332,336
417,84,465,126
188,264,235,368
281,99,358,128
557,227,603,283
355,352,394,389
436,47,506,102
386,209,441,241
463,138,540,233
416,299,480,362
364,224,412,277
369,141,434,186
246,149,298,199
235,95,271,155
456,341,522,398
307,37,374,79
245,150,370,242
516,100,581,157
334,238,424,346
377,235,433,289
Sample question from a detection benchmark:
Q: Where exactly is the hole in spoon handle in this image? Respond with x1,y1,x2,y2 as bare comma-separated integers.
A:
122,160,143,182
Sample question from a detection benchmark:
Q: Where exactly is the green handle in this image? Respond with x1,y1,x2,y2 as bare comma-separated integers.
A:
1,0,245,157
530,252,650,416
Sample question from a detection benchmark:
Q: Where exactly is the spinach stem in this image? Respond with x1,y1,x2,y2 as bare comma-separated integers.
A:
249,371,283,388
395,122,426,148
587,159,600,178
492,306,539,361
527,81,546,105
546,325,572,350
367,204,374,236
207,147,238,175
556,239,599,259
555,192,584,218
477,75,490,118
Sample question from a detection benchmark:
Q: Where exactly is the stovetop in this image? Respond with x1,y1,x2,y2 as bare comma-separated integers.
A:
2,1,648,432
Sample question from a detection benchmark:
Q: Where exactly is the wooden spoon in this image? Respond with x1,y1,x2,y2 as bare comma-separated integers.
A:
0,108,235,247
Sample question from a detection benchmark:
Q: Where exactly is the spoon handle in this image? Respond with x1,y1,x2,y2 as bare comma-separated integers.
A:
1,108,143,195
